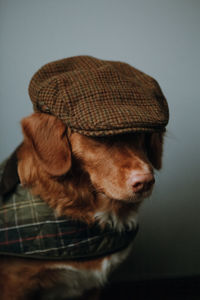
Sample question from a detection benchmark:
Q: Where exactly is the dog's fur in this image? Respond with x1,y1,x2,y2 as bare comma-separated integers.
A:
0,113,164,299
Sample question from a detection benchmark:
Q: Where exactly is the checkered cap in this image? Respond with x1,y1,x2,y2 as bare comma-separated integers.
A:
29,55,169,136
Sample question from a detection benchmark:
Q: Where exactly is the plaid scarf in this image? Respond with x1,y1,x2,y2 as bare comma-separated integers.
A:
0,160,138,260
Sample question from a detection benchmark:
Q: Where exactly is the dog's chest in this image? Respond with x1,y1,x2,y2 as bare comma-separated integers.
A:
41,211,138,298
48,244,133,298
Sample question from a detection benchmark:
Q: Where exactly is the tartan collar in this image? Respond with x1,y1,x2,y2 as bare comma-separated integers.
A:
0,159,138,260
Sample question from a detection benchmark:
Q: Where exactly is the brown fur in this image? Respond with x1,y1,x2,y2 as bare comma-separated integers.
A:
0,256,103,300
0,113,164,299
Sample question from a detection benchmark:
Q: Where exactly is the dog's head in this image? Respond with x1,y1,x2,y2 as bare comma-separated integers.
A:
17,113,164,208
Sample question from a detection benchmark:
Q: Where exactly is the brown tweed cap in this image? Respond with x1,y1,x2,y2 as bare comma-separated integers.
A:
29,55,169,136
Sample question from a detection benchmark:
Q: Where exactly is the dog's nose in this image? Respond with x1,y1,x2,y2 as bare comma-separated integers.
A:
131,173,155,193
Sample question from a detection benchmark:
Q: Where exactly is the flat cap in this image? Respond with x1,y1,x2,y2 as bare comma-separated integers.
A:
29,55,169,136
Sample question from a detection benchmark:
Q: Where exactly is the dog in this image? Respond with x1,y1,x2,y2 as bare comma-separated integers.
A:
0,112,164,299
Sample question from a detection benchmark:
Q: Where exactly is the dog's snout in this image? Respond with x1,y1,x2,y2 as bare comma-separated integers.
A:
131,173,155,193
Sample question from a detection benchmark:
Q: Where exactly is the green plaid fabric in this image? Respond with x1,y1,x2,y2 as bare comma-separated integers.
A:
0,160,138,260
29,55,169,136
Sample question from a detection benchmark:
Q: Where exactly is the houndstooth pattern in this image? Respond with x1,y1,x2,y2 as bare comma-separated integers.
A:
29,55,169,136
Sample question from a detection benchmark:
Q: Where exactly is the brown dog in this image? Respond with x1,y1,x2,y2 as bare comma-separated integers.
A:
0,112,164,299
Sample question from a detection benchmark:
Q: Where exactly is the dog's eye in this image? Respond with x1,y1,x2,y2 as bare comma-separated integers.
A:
90,136,111,145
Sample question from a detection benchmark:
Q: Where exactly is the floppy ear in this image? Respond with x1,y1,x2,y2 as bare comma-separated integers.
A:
21,113,71,176
146,132,164,170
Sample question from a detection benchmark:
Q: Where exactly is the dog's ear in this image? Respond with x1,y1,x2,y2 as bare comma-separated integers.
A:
146,132,164,170
21,113,71,176
0,145,21,196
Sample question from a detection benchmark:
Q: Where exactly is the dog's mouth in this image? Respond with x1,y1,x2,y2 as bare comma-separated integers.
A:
95,188,152,205
120,190,152,204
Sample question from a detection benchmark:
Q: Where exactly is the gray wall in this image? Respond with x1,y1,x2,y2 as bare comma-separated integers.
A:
1,0,200,280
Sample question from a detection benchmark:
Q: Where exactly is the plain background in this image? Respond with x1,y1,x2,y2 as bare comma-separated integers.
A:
0,0,200,281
